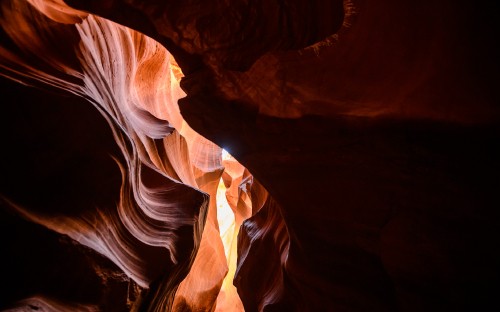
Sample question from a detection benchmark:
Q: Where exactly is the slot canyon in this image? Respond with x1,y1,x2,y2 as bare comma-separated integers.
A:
0,0,499,311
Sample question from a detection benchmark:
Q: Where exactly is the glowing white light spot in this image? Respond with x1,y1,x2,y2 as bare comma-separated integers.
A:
221,148,232,161
216,173,235,259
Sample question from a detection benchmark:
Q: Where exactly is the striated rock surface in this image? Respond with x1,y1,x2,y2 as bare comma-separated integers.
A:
1,0,500,311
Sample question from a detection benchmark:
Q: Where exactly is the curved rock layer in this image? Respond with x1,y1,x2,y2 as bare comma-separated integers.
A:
0,1,257,310
1,0,500,311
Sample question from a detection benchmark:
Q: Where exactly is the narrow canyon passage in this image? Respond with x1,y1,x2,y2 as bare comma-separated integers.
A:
1,0,499,311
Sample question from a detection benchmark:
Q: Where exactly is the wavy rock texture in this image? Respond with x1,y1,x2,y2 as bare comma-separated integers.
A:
0,1,240,310
1,0,500,311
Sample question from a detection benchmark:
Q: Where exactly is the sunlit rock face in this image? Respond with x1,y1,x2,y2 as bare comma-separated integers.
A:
1,0,500,311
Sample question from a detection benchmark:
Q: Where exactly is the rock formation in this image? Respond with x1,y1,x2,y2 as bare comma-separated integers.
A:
0,0,499,311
